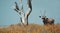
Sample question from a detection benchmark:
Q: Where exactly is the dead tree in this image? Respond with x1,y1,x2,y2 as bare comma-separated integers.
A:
39,10,54,25
13,0,32,25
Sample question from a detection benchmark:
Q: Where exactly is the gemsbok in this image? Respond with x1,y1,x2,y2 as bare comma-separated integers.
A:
39,10,54,25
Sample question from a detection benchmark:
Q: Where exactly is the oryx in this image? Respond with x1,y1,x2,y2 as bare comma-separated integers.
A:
39,10,54,25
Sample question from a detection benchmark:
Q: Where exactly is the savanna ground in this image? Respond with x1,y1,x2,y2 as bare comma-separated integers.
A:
0,23,60,33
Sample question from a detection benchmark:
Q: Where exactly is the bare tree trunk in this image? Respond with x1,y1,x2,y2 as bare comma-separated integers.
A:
14,0,32,25
25,0,32,25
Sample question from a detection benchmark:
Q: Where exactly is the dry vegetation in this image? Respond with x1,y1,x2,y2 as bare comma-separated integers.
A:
0,24,60,33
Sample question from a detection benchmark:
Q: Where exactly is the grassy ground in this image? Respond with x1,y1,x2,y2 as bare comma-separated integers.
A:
0,24,60,33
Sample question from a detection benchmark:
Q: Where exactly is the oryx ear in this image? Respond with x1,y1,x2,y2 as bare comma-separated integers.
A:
39,16,41,18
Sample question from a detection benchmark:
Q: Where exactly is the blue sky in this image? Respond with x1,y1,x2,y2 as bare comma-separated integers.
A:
0,0,60,26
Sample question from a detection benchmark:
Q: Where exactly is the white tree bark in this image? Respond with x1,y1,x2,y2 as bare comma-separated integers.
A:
14,0,32,25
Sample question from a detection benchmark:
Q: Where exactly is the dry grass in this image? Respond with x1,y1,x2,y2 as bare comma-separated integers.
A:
0,24,60,33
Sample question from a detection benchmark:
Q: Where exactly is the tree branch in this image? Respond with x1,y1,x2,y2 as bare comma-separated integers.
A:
15,2,19,10
25,0,32,18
